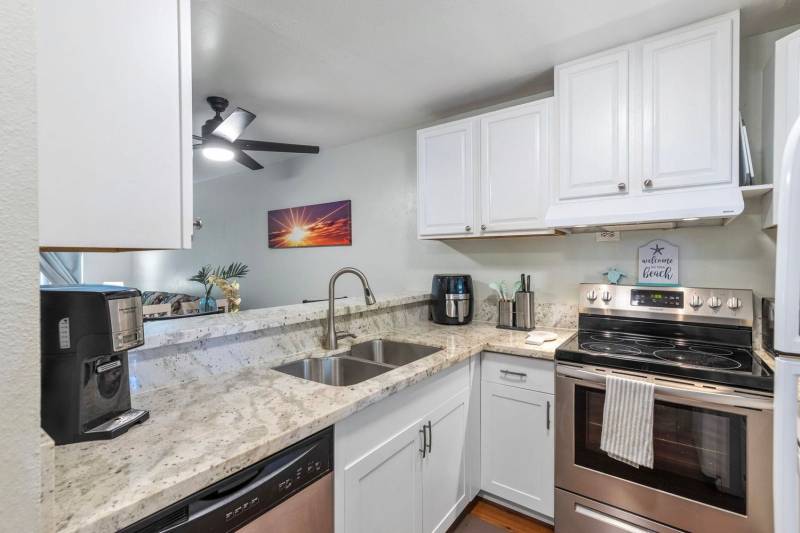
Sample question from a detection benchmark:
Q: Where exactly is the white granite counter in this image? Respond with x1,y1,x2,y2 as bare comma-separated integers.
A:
53,321,573,533
139,291,431,350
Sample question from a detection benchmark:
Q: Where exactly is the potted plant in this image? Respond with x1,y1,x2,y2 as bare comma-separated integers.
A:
189,262,249,312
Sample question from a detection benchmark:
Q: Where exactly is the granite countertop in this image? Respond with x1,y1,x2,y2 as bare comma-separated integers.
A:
139,291,431,350
54,322,574,533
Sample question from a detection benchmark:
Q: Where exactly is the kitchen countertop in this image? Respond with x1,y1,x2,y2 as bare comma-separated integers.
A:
53,322,574,533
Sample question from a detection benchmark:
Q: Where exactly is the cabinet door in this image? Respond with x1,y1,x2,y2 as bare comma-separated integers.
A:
479,100,551,233
556,49,630,200
417,121,476,237
38,0,193,250
481,382,554,518
343,422,423,533
422,389,469,533
641,16,735,191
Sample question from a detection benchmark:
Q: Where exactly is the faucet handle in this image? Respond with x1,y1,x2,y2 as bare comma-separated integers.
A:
335,331,357,341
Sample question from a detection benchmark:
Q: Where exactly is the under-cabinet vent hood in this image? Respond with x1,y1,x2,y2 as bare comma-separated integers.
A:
544,187,744,231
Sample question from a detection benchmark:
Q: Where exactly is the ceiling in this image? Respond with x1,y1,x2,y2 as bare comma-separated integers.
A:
192,0,800,181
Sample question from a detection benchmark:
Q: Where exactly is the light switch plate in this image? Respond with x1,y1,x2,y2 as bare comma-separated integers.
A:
596,231,620,242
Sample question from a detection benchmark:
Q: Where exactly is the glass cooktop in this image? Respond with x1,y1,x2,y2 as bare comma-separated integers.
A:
557,329,773,392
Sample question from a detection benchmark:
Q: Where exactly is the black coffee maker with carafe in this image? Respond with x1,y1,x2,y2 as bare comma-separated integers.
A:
40,285,149,444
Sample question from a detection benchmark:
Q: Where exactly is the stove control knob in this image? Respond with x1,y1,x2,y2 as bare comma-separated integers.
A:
586,289,597,302
601,290,612,303
707,296,722,310
689,295,703,309
727,297,742,310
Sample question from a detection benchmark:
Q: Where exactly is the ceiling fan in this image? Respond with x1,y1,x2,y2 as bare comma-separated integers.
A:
192,96,319,170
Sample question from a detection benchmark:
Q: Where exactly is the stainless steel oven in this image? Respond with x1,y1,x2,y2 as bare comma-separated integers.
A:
555,363,773,533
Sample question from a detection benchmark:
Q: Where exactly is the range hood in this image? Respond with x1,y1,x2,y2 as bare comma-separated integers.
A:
544,186,744,232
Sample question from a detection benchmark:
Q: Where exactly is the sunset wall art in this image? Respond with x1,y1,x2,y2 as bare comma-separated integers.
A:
268,200,352,249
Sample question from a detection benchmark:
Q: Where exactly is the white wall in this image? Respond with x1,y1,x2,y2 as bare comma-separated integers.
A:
0,1,41,531
107,125,776,311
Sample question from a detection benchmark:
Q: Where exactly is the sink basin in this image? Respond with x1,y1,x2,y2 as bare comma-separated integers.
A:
349,339,441,366
273,340,442,386
273,356,394,387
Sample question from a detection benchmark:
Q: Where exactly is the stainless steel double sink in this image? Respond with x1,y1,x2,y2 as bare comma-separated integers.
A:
273,339,441,386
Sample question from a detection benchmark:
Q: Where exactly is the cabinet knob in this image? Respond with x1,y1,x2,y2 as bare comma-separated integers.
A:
617,182,626,191
465,225,471,232
480,224,487,230
644,179,654,188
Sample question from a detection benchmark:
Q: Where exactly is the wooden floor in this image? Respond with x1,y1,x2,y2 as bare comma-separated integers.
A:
451,498,554,533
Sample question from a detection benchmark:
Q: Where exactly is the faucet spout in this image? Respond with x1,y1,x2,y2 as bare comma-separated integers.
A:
326,267,376,349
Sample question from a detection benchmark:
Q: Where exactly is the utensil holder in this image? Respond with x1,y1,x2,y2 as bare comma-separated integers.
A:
498,300,514,328
514,291,535,330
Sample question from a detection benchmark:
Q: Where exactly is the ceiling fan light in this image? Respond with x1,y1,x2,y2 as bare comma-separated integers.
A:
202,146,234,162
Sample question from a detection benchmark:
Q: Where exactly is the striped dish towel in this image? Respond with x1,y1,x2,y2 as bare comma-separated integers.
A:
600,375,655,469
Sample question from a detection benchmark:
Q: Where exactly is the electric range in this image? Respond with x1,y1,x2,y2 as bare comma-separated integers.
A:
554,284,774,533
556,283,773,391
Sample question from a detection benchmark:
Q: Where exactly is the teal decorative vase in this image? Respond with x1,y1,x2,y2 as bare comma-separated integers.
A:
199,297,216,313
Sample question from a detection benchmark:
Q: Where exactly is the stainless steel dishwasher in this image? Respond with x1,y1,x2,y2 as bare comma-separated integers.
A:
121,427,333,533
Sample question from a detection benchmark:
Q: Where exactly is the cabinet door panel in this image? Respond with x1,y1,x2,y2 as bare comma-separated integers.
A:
344,422,423,533
642,17,734,191
480,100,551,232
481,382,554,517
417,121,475,236
422,389,469,533
38,0,192,250
557,49,629,200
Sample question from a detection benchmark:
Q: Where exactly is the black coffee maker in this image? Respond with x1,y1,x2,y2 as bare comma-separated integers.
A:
430,274,473,325
41,285,149,445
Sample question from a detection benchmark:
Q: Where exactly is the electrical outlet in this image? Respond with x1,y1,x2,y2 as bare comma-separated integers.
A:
596,231,620,242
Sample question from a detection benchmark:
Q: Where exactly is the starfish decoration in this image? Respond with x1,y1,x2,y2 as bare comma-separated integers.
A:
651,243,665,256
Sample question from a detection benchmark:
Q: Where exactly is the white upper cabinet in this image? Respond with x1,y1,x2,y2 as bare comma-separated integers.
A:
417,120,476,237
417,99,556,239
479,100,552,233
641,16,735,191
38,0,193,250
556,49,630,200
762,27,800,228
547,11,742,228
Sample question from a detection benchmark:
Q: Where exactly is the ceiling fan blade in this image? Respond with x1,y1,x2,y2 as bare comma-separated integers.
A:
210,107,256,142
233,149,264,170
234,139,320,154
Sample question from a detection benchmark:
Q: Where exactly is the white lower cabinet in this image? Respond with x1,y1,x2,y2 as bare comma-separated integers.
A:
335,358,477,533
481,382,554,517
421,390,469,533
343,421,423,533
480,352,554,519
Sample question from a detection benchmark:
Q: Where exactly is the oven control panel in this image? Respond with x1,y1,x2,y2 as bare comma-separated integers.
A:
579,284,753,326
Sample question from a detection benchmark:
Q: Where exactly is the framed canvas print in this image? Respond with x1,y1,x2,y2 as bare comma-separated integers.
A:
268,200,352,248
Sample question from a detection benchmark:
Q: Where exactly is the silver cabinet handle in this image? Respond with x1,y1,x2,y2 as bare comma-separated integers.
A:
480,224,487,230
419,424,428,458
546,400,551,430
465,225,472,232
500,369,527,379
644,178,654,188
426,421,432,454
617,182,626,191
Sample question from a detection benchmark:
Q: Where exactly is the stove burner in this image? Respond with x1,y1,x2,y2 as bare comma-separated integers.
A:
688,345,735,356
582,342,643,356
634,339,675,349
652,349,742,369
590,334,623,342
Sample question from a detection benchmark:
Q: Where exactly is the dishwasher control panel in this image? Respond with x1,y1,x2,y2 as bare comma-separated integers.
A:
120,427,334,532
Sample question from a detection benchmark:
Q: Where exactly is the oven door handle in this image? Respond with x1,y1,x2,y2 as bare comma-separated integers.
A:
557,365,773,410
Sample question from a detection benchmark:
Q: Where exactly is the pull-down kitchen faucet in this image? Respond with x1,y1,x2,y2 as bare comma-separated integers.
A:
325,267,376,349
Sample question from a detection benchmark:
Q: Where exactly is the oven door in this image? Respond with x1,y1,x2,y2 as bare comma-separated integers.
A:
556,364,773,533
